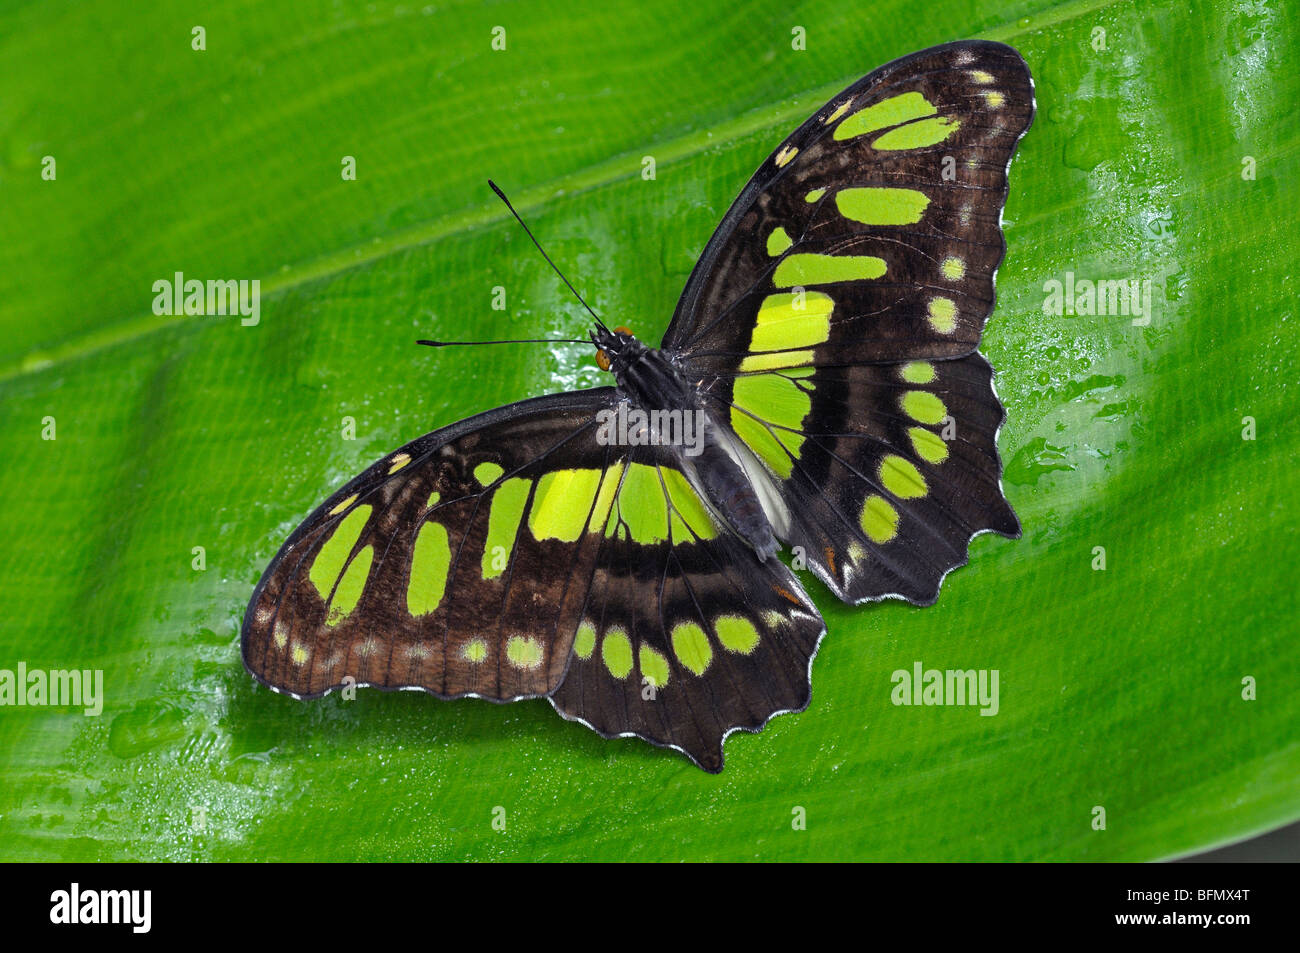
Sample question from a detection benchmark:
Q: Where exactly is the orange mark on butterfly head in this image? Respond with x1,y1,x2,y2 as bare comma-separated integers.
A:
596,325,634,372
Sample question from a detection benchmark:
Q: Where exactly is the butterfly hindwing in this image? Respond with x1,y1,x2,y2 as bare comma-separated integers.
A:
551,448,825,772
715,352,1017,603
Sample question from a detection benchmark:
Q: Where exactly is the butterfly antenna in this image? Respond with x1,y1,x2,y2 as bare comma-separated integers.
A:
488,179,605,326
416,337,589,347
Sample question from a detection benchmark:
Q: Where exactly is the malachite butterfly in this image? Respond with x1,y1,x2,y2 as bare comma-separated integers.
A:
241,40,1035,772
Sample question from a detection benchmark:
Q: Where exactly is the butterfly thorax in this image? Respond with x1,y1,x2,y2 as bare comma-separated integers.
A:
595,326,779,562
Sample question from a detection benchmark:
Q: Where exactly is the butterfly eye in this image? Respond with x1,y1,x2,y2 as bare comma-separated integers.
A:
596,349,612,371
613,325,633,336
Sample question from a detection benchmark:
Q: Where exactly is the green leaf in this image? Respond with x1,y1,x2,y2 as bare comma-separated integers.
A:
1,0,1295,861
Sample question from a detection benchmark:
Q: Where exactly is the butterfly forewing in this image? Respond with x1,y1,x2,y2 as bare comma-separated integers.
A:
243,390,623,701
666,40,1033,370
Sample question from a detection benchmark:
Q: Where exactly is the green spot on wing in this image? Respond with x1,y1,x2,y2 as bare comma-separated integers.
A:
573,622,597,660
474,461,504,485
902,390,947,425
715,616,759,655
834,91,936,140
607,463,669,542
327,544,373,626
671,622,712,676
772,253,886,287
662,468,717,540
639,645,670,688
766,226,793,257
730,372,812,480
530,469,603,541
835,187,930,225
602,629,632,679
408,520,451,616
872,115,960,150
309,505,372,602
483,478,531,578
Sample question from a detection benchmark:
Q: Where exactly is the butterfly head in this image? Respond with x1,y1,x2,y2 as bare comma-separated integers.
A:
592,324,643,376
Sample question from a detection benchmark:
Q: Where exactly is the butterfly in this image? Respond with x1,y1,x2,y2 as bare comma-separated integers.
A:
241,40,1035,772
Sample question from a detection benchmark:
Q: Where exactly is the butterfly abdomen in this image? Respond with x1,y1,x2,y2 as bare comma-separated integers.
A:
690,438,778,561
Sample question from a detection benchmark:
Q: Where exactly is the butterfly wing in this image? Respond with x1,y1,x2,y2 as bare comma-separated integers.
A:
242,392,823,771
549,446,824,772
664,40,1033,603
242,389,624,702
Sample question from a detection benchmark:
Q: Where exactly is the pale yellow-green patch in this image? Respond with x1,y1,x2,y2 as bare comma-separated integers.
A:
328,544,373,626
463,638,488,663
407,521,451,616
971,69,994,83
731,371,813,480
388,452,411,474
671,622,712,676
873,115,960,150
291,642,310,666
860,495,900,543
941,257,965,280
805,188,826,203
775,145,798,167
588,463,625,532
506,635,544,670
329,494,358,516
606,463,668,542
901,390,947,425
662,468,717,540
773,253,886,287
835,187,930,225
984,90,1005,108
748,292,834,355
880,455,928,499
473,461,504,486
766,226,793,257
482,478,531,579
639,645,670,688
273,621,289,649
928,297,957,333
602,628,633,679
740,349,815,372
530,468,603,542
425,490,441,509
309,505,372,602
573,622,597,660
909,427,949,464
715,615,760,655
900,361,935,384
824,98,852,124
835,91,936,140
